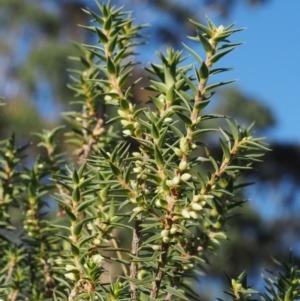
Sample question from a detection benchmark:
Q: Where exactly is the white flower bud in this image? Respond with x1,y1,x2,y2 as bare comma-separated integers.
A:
183,263,194,270
179,137,189,154
170,227,177,235
209,238,221,248
93,238,101,245
163,117,173,123
133,206,143,213
189,210,200,219
92,254,104,265
193,195,200,202
130,181,137,189
210,232,227,240
181,208,190,219
217,25,224,34
161,229,170,237
166,180,174,188
138,270,149,280
191,202,203,211
121,120,131,127
87,223,93,230
133,167,142,173
179,161,187,171
104,95,112,102
122,130,132,136
172,176,181,185
174,148,183,157
65,272,78,281
152,245,160,251
181,173,192,181
162,236,171,243
117,110,126,117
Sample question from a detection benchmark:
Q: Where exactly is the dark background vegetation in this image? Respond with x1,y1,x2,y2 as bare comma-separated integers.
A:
1,0,299,297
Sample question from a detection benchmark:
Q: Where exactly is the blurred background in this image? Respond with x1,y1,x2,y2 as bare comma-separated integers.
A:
0,0,300,298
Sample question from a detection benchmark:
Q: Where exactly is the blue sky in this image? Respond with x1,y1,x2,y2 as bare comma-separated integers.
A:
226,1,300,143
128,0,300,144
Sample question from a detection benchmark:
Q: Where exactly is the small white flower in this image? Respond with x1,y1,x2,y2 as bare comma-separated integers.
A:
92,254,104,265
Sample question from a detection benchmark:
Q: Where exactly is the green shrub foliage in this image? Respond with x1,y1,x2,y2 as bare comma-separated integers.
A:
0,1,297,301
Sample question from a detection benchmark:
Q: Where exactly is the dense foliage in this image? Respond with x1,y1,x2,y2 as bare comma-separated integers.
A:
0,1,299,301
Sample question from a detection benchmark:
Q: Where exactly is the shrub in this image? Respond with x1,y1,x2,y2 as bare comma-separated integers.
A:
0,1,298,301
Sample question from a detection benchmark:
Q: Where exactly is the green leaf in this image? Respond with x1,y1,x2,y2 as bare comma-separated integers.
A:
197,32,212,54
73,220,85,236
189,19,213,37
206,15,217,30
150,96,164,111
210,47,235,64
167,123,184,138
200,62,209,81
124,162,132,184
225,166,252,170
77,199,96,212
70,243,80,256
99,148,110,160
164,286,189,300
210,68,234,76
107,57,116,75
191,128,218,139
109,199,115,218
194,99,210,111
182,42,203,65
142,233,162,245
219,139,231,161
151,123,159,139
154,144,164,166
72,187,81,203
156,127,168,149
104,14,112,30
166,83,175,103
65,209,77,222
226,119,239,142
176,112,192,126
128,209,143,222
53,196,73,211
181,72,198,97
55,234,72,244
174,91,193,112
244,140,271,151
204,79,236,92
149,80,168,94
164,65,175,88
118,68,132,88
95,27,108,44
209,156,219,172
